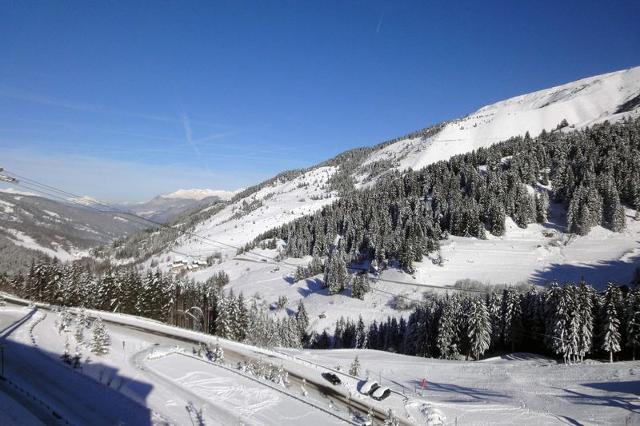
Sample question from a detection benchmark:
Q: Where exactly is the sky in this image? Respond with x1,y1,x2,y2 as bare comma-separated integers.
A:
0,1,639,202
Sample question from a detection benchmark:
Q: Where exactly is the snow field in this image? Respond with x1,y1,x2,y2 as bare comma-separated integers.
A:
280,348,640,425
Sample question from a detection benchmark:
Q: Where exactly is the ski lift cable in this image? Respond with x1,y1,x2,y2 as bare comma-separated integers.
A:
3,169,291,266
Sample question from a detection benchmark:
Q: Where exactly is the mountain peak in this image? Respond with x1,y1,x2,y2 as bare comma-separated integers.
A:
162,188,238,201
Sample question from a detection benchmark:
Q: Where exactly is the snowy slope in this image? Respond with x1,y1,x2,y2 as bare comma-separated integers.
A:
363,66,640,173
0,190,149,273
161,166,339,263
150,66,640,265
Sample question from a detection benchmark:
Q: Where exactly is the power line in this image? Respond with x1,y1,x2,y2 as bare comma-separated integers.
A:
4,169,289,266
9,180,203,263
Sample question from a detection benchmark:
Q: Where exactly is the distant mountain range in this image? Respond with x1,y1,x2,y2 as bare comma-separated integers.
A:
0,187,237,273
115,188,238,224
0,189,148,273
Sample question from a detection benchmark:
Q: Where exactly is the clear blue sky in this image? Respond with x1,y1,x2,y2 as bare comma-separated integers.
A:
1,0,638,201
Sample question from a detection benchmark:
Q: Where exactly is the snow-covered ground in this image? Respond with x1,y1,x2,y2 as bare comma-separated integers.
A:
280,348,640,426
149,165,339,267
0,301,391,425
177,204,640,334
2,296,639,425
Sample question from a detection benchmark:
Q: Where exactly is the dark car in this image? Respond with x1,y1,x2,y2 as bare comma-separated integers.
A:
322,372,342,385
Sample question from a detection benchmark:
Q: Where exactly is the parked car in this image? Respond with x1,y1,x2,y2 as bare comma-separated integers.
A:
359,379,379,395
367,382,380,395
322,372,342,385
371,386,391,401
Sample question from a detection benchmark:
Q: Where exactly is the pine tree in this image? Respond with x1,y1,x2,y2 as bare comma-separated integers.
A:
602,284,622,363
546,284,570,362
90,318,111,355
577,283,595,362
349,355,361,376
468,299,491,360
501,289,522,352
295,300,309,336
437,300,459,359
324,245,348,295
535,191,549,223
626,288,640,360
351,273,370,300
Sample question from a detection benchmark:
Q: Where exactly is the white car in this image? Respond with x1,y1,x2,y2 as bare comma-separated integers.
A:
371,386,391,401
359,379,379,395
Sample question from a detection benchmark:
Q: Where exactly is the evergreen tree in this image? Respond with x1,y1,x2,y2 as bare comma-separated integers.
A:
349,355,361,376
295,300,309,336
90,318,111,355
351,273,370,300
467,298,491,360
602,283,622,363
437,300,459,359
626,288,640,360
324,245,348,295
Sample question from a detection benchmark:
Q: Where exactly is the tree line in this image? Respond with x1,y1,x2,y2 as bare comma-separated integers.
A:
0,260,308,349
246,118,639,274
311,282,640,362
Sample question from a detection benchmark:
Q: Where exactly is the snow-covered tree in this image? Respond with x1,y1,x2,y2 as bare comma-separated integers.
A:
626,288,640,360
467,298,491,360
90,317,111,355
324,245,348,295
349,355,361,376
437,299,459,359
602,283,622,363
295,300,309,336
351,273,370,300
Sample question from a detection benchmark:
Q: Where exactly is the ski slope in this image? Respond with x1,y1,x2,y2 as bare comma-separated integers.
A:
149,66,640,269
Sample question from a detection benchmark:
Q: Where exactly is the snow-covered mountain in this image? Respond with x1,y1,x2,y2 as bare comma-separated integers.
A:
363,66,640,174
115,188,237,224
138,66,640,265
162,188,238,201
0,190,150,273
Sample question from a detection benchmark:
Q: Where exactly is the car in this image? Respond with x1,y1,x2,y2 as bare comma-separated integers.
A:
359,379,379,395
370,386,391,401
367,382,380,395
322,372,342,385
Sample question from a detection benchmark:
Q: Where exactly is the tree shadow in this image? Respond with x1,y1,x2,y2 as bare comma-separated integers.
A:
0,311,156,425
582,381,640,396
530,253,640,290
541,201,568,233
558,385,640,415
410,379,509,403
296,278,330,298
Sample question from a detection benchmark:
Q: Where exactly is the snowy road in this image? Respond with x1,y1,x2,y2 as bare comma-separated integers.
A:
0,301,367,425
0,308,154,425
